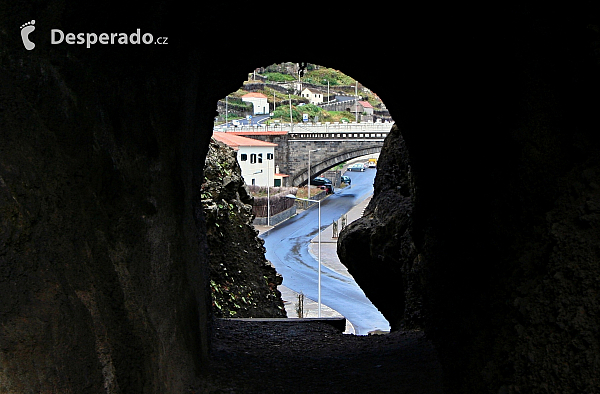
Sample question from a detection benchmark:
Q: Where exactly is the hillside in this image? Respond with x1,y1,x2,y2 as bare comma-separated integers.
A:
215,62,389,124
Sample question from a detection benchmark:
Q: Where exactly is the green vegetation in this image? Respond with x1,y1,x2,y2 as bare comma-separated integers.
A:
272,106,301,122
302,67,356,86
271,104,356,123
263,72,296,82
322,110,356,123
217,62,386,121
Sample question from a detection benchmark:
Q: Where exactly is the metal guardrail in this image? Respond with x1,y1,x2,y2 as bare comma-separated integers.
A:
295,190,328,209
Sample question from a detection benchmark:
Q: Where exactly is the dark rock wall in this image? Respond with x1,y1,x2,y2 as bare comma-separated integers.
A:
203,139,286,318
2,1,600,393
337,125,419,331
0,46,212,393
338,5,600,394
0,3,231,391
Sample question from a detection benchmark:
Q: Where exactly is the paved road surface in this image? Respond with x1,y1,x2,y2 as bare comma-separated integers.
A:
261,168,390,335
222,114,270,128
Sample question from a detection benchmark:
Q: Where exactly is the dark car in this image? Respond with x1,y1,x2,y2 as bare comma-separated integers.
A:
310,177,332,186
341,175,351,185
310,177,334,194
348,163,366,172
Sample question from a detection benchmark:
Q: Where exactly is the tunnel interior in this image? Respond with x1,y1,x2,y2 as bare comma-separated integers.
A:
2,2,600,393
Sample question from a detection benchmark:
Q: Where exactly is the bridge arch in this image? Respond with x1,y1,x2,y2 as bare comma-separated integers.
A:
291,145,383,186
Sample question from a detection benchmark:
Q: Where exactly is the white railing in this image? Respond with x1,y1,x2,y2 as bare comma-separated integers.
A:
213,121,394,133
288,131,389,141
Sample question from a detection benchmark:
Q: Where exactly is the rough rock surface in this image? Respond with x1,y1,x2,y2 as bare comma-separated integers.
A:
338,125,421,331
202,138,286,318
198,320,443,394
0,17,215,392
338,18,600,394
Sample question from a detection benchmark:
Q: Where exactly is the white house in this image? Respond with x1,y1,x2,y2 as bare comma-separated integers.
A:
300,88,324,105
212,132,277,186
241,92,269,115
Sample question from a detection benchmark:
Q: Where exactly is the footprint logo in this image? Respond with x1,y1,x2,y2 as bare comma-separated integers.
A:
20,20,35,51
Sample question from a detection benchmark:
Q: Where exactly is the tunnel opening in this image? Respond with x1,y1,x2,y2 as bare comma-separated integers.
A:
202,62,446,393
204,62,399,335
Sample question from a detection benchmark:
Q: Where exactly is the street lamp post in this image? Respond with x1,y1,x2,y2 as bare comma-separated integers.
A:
267,156,272,226
307,148,320,200
286,194,322,318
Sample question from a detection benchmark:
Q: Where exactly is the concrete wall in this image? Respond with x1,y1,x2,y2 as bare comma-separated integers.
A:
252,205,297,226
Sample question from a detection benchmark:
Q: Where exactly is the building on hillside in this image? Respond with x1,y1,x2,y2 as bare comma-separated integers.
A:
347,100,375,122
212,132,281,187
301,88,324,105
241,92,269,115
357,100,374,115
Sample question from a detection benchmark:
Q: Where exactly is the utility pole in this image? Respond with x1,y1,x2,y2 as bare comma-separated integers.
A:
355,81,358,123
267,157,271,226
289,94,293,133
225,96,228,130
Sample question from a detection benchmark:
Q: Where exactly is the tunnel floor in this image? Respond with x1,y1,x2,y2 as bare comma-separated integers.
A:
198,319,444,393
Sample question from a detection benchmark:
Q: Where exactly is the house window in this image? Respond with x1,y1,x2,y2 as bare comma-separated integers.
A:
250,154,257,164
267,153,273,160
258,153,263,163
240,153,247,161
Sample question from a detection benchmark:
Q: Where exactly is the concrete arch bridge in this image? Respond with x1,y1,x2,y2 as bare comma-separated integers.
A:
226,124,390,187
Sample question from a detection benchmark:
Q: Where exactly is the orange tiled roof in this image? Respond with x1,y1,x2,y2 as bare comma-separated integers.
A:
241,92,268,98
212,132,277,150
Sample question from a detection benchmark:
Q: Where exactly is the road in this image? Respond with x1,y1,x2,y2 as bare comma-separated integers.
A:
222,114,270,128
260,168,391,335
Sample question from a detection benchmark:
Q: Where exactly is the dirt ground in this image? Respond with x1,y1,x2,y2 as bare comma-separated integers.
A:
196,319,445,394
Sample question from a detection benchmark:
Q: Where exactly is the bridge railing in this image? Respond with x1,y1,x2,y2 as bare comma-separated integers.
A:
213,121,394,133
288,131,389,140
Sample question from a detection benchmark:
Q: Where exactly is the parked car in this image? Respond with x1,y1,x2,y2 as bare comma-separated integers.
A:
310,177,332,186
310,177,334,194
368,158,377,168
341,175,351,185
348,163,366,172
